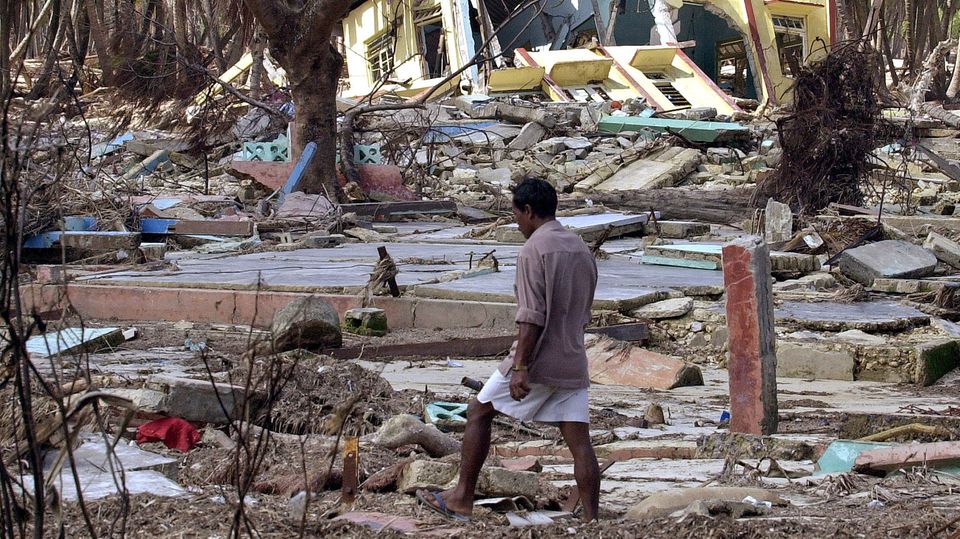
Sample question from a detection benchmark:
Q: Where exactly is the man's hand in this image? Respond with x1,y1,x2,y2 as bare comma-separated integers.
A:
509,369,530,401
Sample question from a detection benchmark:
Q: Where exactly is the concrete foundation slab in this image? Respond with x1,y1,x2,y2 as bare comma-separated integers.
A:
707,301,929,332
413,264,668,311
495,213,649,243
839,240,938,285
643,243,819,273
78,243,524,293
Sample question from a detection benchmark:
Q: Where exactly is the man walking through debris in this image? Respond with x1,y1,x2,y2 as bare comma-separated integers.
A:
417,177,601,522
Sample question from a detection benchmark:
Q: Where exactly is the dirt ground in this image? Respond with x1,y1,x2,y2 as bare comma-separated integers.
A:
22,318,960,538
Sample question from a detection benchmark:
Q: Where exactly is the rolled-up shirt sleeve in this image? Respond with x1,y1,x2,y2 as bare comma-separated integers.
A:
515,251,546,327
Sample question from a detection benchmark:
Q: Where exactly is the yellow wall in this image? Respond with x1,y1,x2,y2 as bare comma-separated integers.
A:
341,0,467,98
339,0,832,105
687,0,830,105
515,47,739,114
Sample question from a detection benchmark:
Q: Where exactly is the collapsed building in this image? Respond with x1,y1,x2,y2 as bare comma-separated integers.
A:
9,0,960,536
338,0,836,106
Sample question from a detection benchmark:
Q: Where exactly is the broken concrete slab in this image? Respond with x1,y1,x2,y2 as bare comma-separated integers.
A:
26,327,126,358
276,192,336,220
924,232,960,269
838,240,938,285
643,243,819,273
413,260,673,312
629,297,693,319
655,221,711,239
870,278,960,295
477,167,513,188
507,122,547,150
696,432,819,461
915,340,960,386
764,199,792,243
493,439,697,460
773,273,837,293
458,100,557,129
590,148,702,192
708,300,930,333
854,441,960,474
774,301,929,332
123,149,169,179
46,434,184,502
495,213,648,243
143,374,253,424
585,334,703,390
397,460,538,498
776,342,855,381
815,440,894,475
625,487,786,520
600,116,750,143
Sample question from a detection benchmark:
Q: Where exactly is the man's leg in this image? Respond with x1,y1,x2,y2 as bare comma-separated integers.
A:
429,398,496,516
559,421,600,521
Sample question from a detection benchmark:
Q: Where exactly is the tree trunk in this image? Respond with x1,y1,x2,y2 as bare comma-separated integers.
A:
948,44,960,99
173,0,191,86
202,0,226,72
82,0,112,84
248,29,265,99
244,0,352,202
287,44,344,200
26,0,64,99
0,0,13,97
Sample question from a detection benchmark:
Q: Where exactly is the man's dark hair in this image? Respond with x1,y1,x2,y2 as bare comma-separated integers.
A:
511,177,557,218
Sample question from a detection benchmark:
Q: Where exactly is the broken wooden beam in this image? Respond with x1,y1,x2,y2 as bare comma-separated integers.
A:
330,335,516,360
576,188,760,224
340,201,458,221
140,218,254,236
342,436,359,504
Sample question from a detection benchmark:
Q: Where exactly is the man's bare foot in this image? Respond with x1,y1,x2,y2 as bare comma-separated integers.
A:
419,488,473,517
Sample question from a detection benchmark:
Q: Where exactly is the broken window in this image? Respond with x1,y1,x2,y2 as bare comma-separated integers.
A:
642,71,691,108
567,86,612,103
366,31,395,83
414,0,448,79
716,38,749,97
772,15,806,77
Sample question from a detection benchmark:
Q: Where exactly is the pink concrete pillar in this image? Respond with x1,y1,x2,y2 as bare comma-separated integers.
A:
722,236,778,435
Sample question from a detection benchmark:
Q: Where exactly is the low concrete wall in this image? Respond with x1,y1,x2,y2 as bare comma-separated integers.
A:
23,284,519,331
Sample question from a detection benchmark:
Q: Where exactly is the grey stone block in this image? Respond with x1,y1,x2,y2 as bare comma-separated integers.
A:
839,240,937,285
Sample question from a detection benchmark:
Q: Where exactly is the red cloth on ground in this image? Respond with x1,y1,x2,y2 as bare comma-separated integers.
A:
136,417,200,452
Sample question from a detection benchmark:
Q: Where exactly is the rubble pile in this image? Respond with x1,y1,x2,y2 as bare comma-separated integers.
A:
13,18,960,539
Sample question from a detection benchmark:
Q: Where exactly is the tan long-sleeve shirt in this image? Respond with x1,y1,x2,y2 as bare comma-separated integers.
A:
497,220,598,389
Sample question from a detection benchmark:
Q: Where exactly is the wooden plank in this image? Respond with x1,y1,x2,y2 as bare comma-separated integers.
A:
579,188,759,224
586,322,648,343
330,335,516,360
166,220,255,236
342,436,359,504
339,201,457,221
916,143,960,182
